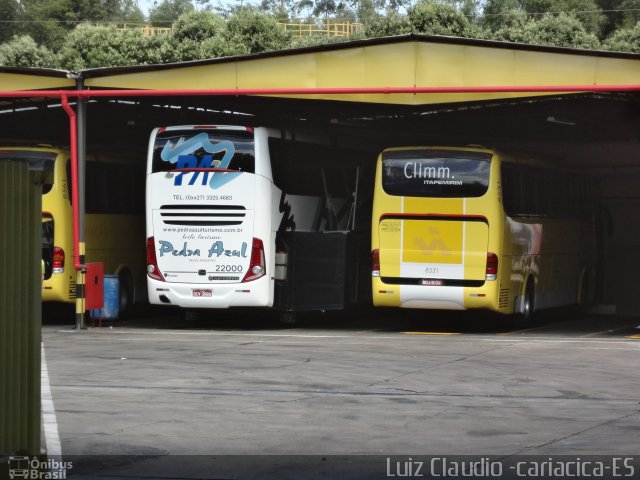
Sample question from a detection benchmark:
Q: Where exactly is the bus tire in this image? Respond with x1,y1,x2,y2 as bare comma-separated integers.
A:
515,280,535,328
578,271,589,307
279,311,297,324
118,270,134,317
178,309,199,322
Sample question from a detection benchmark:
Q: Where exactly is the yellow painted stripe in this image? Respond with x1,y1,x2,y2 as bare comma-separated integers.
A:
402,331,461,335
626,334,640,339
581,323,639,338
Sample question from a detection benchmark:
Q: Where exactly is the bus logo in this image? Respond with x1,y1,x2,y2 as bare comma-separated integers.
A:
415,228,452,257
8,456,29,479
404,162,451,180
160,133,239,190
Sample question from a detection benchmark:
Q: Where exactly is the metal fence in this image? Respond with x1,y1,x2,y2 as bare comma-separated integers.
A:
279,20,364,38
87,20,364,38
0,160,42,455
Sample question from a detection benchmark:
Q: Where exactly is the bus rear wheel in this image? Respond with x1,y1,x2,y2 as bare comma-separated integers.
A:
279,311,297,324
118,271,133,318
516,281,535,328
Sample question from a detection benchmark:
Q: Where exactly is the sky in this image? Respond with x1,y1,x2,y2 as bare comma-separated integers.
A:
137,0,154,15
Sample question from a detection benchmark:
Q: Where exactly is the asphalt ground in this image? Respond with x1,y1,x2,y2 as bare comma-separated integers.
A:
36,306,640,479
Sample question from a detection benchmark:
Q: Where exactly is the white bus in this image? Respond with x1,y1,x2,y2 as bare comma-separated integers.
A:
146,125,371,317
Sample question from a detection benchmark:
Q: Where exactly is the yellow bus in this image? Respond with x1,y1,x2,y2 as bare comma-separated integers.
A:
371,146,595,321
1,146,146,312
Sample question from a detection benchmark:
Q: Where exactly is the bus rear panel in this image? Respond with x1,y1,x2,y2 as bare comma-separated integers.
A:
371,147,503,312
146,126,276,308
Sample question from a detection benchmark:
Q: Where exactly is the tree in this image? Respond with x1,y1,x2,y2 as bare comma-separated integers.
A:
493,12,601,48
603,21,640,51
224,9,292,53
481,0,522,31
149,0,195,27
597,0,640,38
481,0,607,38
0,0,20,43
171,10,249,60
119,0,146,22
0,35,59,67
17,0,76,51
173,10,226,42
58,24,173,69
13,0,147,51
524,0,606,37
364,12,412,37
408,0,478,37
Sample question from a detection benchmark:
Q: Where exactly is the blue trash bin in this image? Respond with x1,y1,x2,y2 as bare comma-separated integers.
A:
100,275,120,320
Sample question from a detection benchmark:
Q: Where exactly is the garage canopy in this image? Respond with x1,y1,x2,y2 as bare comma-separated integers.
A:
1,33,640,316
0,34,638,167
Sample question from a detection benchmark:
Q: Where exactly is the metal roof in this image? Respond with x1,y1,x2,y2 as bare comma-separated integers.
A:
1,34,638,105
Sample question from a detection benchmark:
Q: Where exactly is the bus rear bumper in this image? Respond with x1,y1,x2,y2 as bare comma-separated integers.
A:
372,278,499,311
147,277,272,308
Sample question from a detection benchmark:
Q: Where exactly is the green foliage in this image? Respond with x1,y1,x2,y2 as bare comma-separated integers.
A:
365,0,481,39
200,35,251,58
481,0,523,31
492,12,601,49
290,32,361,48
524,0,605,37
0,0,19,43
149,0,195,27
224,9,292,53
17,0,75,51
14,0,147,51
620,0,640,27
58,24,167,69
603,21,640,52
173,10,226,42
0,35,59,68
364,13,412,37
483,0,606,37
408,0,476,37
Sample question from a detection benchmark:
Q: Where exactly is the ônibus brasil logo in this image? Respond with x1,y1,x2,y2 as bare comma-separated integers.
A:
161,132,239,190
8,456,73,479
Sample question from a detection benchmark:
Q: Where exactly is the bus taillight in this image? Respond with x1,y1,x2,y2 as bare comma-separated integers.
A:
371,249,380,277
52,246,65,273
242,238,266,282
146,237,165,281
486,252,498,281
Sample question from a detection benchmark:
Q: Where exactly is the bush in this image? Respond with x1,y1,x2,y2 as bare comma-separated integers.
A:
58,25,172,70
364,13,412,38
603,22,640,53
408,0,475,37
0,35,59,68
224,9,292,53
493,12,601,49
173,11,227,43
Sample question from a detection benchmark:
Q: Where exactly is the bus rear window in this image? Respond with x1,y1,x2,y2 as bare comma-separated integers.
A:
381,149,491,198
42,214,54,280
152,129,255,174
0,150,56,193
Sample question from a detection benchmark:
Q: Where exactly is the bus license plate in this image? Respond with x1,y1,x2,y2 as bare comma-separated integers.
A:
192,289,212,297
421,279,443,286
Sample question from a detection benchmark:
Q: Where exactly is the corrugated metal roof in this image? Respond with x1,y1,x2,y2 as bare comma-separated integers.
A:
78,33,640,78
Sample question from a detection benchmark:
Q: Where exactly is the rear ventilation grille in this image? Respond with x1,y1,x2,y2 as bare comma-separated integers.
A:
499,288,510,308
160,204,246,226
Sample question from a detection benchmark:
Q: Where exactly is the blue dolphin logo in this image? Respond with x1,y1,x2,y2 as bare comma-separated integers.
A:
161,132,240,189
